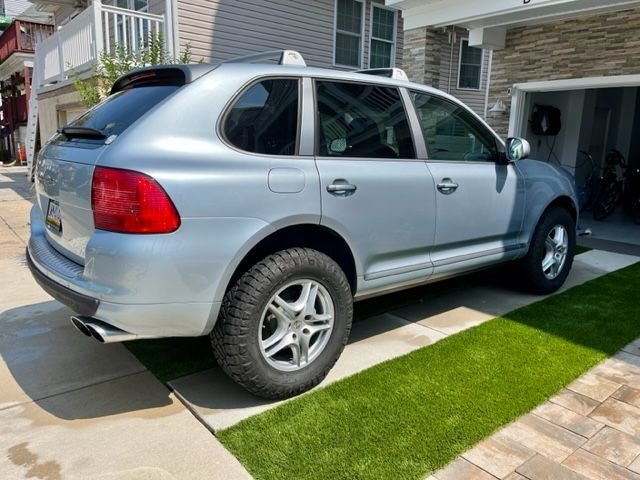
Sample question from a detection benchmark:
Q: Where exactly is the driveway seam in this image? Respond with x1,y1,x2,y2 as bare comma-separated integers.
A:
0,369,148,412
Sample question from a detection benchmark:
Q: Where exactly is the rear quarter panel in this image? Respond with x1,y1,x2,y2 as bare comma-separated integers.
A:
91,67,322,314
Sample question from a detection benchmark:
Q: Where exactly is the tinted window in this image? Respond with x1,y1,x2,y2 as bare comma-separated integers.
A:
316,81,415,159
68,85,180,138
411,92,498,162
224,79,299,155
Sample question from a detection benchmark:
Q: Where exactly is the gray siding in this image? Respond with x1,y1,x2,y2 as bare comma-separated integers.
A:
175,0,403,69
438,28,489,116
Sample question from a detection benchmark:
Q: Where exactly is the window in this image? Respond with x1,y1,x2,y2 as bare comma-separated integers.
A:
335,0,363,67
458,40,484,90
224,79,299,156
316,81,415,159
369,6,396,68
411,92,498,162
111,0,150,51
63,85,181,139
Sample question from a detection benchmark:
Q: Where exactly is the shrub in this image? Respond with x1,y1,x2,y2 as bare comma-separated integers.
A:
73,33,195,108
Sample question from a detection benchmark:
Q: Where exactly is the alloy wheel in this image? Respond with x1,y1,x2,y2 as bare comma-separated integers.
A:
541,224,569,280
258,279,335,372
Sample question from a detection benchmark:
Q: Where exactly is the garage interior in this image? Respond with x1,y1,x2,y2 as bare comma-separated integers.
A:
517,85,640,247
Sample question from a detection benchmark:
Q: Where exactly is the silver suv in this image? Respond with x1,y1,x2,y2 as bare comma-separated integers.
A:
28,51,578,399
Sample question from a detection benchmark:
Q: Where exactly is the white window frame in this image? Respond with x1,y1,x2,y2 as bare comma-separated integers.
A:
333,0,365,69
457,38,484,91
112,0,149,12
367,4,397,69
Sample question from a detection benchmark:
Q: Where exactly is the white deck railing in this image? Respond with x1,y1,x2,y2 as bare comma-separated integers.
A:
35,1,173,88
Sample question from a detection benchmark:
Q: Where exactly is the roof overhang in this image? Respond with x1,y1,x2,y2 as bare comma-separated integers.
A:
388,0,640,49
28,0,83,14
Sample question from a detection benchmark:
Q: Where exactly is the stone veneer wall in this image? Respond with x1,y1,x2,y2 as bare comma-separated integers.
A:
403,26,444,89
487,8,640,137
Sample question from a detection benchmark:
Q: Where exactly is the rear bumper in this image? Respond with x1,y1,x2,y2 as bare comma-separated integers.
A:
27,204,221,337
26,251,99,316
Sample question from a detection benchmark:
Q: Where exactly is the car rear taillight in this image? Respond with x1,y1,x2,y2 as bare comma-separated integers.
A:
91,167,180,234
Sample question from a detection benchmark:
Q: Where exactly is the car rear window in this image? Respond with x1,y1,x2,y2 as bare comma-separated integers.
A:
63,85,180,139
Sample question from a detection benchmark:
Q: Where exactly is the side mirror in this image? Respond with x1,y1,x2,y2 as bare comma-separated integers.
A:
505,137,531,162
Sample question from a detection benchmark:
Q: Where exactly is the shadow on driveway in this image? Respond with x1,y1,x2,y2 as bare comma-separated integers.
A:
0,169,34,203
0,300,172,419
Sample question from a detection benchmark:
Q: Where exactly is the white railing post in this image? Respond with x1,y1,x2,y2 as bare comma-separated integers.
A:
92,0,104,60
164,0,175,60
56,27,64,82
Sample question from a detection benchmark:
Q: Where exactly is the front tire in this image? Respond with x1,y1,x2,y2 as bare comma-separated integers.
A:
518,207,576,294
211,248,353,399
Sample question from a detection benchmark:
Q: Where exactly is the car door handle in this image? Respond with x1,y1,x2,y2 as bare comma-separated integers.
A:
437,179,459,194
327,182,357,194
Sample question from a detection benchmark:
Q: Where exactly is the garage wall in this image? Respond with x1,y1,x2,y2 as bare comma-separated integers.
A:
523,90,585,175
487,8,640,138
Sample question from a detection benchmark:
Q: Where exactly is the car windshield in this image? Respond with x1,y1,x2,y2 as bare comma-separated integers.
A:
63,85,181,139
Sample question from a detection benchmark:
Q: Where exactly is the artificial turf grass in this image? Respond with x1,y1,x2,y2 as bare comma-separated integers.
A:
218,261,640,480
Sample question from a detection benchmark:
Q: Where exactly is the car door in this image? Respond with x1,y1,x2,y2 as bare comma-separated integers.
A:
313,79,437,296
409,91,526,276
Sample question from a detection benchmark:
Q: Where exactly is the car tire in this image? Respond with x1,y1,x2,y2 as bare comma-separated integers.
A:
518,207,576,295
211,247,353,399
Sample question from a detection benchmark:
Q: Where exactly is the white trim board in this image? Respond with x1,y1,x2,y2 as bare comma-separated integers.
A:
507,74,640,137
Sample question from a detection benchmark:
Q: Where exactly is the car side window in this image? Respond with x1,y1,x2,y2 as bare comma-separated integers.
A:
411,91,498,162
316,81,415,159
224,78,299,155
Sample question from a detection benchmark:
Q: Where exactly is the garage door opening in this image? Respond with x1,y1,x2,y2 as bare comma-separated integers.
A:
509,77,640,246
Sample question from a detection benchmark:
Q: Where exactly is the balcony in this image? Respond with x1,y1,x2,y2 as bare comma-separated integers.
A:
34,1,174,89
1,94,28,125
0,20,54,65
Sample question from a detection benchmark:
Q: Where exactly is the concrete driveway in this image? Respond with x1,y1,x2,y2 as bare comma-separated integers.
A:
0,167,250,480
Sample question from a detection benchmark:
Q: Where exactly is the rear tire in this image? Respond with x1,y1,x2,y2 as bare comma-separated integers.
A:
211,248,353,399
518,207,576,294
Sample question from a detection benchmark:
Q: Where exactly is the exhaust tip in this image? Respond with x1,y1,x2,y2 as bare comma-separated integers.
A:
70,316,92,337
85,325,106,343
70,316,154,344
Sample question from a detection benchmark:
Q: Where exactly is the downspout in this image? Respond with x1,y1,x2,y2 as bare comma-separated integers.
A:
483,50,493,120
447,26,455,94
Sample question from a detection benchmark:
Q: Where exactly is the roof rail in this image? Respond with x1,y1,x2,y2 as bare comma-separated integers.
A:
356,68,409,81
224,50,306,67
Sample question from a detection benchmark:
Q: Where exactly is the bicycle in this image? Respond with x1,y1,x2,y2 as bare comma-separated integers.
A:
593,149,626,221
576,150,600,212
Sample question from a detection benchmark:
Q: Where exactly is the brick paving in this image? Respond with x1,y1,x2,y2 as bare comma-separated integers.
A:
430,339,640,479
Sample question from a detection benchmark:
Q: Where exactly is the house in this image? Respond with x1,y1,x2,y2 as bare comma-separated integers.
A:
395,0,640,235
0,0,52,162
27,0,405,165
403,26,490,117
1,0,32,17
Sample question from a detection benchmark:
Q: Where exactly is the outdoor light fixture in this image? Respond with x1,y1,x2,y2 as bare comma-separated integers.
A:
489,99,507,114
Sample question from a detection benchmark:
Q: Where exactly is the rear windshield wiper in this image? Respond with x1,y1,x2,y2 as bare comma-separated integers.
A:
59,126,106,140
